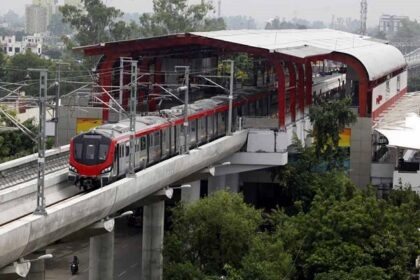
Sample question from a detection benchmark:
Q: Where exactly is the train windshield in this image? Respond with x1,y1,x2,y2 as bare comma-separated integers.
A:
73,134,111,166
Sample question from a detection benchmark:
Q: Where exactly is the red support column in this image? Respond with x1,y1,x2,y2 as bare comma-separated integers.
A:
305,61,313,107
296,63,305,115
98,56,117,122
359,80,369,117
286,62,296,122
275,62,286,129
328,53,370,118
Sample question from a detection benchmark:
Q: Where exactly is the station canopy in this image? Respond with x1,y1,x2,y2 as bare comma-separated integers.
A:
191,29,406,81
78,29,407,82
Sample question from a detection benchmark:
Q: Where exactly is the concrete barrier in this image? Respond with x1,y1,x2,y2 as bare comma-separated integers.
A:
0,170,78,225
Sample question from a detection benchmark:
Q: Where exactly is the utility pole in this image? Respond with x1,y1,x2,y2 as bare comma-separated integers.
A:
175,66,190,154
119,57,133,121
119,58,124,121
30,68,48,216
54,62,69,148
128,60,138,176
360,0,368,36
226,60,234,136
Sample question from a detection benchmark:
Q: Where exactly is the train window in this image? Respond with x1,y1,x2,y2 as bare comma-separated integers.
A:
141,137,146,150
154,133,160,146
126,142,130,156
74,143,83,160
98,144,108,160
85,144,95,160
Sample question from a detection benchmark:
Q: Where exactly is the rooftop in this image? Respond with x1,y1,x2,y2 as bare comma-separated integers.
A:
77,29,407,82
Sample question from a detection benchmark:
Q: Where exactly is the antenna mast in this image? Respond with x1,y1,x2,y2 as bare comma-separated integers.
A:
360,0,368,35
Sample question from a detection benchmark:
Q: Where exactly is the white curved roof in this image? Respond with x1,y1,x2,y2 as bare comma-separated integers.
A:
191,29,406,81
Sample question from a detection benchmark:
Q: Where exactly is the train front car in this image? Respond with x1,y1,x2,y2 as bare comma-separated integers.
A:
69,131,114,190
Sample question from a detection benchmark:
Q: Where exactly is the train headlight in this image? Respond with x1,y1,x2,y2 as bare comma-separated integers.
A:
69,165,77,173
101,166,112,174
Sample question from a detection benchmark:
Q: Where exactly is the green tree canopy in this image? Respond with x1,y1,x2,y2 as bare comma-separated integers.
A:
3,52,52,96
269,172,420,280
0,111,37,162
309,97,357,168
164,191,265,278
60,0,138,46
138,0,225,37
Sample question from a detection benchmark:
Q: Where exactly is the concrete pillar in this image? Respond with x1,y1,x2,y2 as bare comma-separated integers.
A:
27,260,45,280
225,173,239,193
141,200,165,280
89,230,114,280
208,175,226,194
181,181,201,204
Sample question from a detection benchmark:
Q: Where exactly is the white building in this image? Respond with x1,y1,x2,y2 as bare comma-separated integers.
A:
379,15,409,35
0,34,43,56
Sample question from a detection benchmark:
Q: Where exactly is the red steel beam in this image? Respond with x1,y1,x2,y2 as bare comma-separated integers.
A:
327,53,369,117
296,63,305,115
286,62,296,122
275,62,286,129
305,61,313,107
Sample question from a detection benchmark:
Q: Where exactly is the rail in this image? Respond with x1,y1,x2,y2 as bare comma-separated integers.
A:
0,145,69,191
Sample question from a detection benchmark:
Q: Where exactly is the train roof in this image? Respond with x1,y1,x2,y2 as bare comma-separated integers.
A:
78,88,269,141
92,115,169,138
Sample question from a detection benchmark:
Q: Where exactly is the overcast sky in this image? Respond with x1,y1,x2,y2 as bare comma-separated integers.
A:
4,0,420,26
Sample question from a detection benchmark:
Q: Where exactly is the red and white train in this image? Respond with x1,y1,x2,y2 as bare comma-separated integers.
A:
68,89,274,189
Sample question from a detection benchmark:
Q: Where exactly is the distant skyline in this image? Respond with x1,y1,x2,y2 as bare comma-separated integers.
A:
3,0,420,27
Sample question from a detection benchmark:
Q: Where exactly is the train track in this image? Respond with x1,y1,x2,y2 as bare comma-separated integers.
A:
0,148,69,190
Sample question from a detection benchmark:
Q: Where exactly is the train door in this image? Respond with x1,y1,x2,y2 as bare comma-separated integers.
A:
206,115,213,141
162,128,170,158
202,117,207,142
124,141,130,171
114,144,120,176
217,112,226,136
170,125,175,155
190,120,197,146
176,125,182,153
118,143,126,175
138,136,147,169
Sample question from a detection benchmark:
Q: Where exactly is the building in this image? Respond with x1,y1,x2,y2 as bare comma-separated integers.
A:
25,5,48,34
64,0,83,7
32,0,54,19
0,34,43,56
379,14,409,35
73,29,407,190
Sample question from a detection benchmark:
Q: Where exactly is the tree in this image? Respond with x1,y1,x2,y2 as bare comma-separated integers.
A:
309,97,357,169
0,51,5,81
269,173,420,280
48,12,73,36
138,0,225,38
0,108,37,162
265,17,307,30
60,0,139,46
164,191,263,278
4,52,52,96
224,16,257,30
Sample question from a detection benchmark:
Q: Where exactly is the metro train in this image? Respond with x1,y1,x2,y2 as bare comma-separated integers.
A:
68,89,274,190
